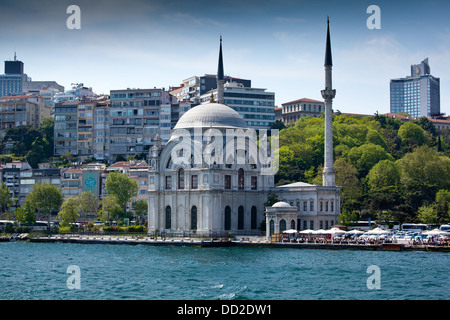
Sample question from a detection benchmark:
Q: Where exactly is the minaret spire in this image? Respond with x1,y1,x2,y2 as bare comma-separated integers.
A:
217,35,225,104
321,17,336,187
325,17,332,67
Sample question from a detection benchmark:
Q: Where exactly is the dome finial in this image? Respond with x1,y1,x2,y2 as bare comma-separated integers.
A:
209,90,215,103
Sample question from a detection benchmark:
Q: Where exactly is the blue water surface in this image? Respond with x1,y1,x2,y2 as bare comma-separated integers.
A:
0,242,448,300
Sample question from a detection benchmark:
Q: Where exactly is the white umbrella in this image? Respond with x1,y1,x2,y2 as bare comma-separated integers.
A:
312,229,327,234
423,228,449,236
366,227,390,235
283,229,298,234
347,229,364,234
327,227,346,234
299,229,314,234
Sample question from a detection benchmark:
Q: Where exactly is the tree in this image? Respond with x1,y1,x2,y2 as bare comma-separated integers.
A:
398,122,426,151
26,137,50,168
334,158,362,213
2,125,42,156
132,200,148,224
366,160,401,215
0,183,13,215
75,191,98,222
435,189,450,223
105,171,138,212
26,182,64,227
14,202,36,225
347,143,394,177
99,195,123,223
396,146,450,211
57,198,80,227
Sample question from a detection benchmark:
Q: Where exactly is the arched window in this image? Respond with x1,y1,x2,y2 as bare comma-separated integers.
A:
269,220,275,236
165,206,171,230
178,168,184,190
251,206,257,229
279,219,287,233
238,168,244,189
290,220,296,230
238,206,244,230
191,206,197,230
224,206,231,230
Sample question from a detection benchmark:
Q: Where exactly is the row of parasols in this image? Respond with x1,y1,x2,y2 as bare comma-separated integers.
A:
283,227,450,236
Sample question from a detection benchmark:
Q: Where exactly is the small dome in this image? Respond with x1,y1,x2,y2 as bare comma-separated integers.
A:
174,103,248,130
272,201,292,208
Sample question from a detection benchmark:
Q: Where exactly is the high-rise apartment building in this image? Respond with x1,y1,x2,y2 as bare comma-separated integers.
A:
199,82,275,129
54,101,79,156
170,75,251,104
109,88,176,161
0,94,49,134
390,58,440,118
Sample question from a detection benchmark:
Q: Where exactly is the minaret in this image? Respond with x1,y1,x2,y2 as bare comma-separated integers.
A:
217,36,225,104
321,17,336,187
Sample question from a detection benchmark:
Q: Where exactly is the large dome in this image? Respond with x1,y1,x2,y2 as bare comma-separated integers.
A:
174,103,248,130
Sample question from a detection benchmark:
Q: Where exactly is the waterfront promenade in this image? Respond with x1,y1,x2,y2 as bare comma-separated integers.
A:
26,234,450,252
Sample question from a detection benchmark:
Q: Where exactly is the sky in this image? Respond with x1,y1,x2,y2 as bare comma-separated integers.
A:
0,0,449,116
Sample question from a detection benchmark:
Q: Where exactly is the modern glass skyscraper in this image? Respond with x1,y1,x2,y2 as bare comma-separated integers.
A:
390,58,440,118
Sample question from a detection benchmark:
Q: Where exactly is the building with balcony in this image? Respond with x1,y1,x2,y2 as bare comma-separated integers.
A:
109,88,176,161
199,82,275,130
278,98,325,124
170,75,251,104
54,101,79,156
0,94,49,135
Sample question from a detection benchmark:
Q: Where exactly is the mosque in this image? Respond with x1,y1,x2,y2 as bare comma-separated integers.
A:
147,19,341,238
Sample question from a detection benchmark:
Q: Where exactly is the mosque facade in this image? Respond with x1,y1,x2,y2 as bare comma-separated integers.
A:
147,20,340,238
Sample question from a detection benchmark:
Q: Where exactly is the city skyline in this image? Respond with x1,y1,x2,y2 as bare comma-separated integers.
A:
0,0,449,116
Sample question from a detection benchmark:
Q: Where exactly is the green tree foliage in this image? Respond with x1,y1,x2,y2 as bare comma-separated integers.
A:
276,115,450,224
57,198,80,227
99,194,123,222
14,202,36,225
0,183,13,214
396,146,450,210
105,171,139,211
398,122,426,151
132,200,148,223
26,182,64,224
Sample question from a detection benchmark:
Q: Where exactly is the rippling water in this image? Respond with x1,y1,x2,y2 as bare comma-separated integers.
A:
1,242,449,300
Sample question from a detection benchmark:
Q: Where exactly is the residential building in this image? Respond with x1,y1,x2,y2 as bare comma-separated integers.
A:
278,98,325,124
77,100,95,160
199,82,276,130
60,168,83,199
170,75,251,104
53,83,93,104
18,163,61,205
109,88,176,161
390,58,440,118
0,94,50,136
54,100,79,156
93,98,110,161
1,161,32,206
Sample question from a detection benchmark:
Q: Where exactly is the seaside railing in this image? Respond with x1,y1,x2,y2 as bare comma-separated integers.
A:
49,230,265,240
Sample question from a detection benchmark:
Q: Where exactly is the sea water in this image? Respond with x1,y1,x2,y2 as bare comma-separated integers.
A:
0,242,449,300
